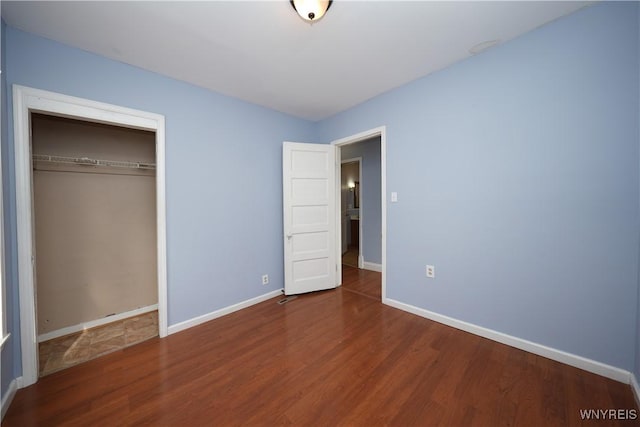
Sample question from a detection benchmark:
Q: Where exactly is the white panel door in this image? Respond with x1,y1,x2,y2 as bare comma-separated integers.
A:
283,142,336,295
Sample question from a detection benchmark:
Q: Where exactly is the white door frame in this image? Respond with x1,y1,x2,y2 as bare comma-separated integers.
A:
13,85,168,387
331,126,386,299
340,157,363,268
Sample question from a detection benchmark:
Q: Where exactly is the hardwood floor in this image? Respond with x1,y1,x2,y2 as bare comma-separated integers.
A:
342,264,381,300
4,272,638,426
342,246,359,268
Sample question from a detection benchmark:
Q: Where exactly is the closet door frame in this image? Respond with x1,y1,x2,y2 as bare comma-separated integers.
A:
13,85,168,387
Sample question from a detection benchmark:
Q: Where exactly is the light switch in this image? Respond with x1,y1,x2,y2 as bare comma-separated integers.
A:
391,192,398,202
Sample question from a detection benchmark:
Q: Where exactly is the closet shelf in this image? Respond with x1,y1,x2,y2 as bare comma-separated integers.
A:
33,154,156,171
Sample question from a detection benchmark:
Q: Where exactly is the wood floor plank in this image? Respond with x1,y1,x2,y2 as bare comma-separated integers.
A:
4,270,638,426
341,265,381,300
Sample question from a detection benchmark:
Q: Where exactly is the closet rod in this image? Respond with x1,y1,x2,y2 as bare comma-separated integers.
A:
32,154,156,171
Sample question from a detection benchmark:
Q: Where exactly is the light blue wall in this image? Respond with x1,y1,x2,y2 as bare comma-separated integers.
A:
2,27,315,382
1,18,19,403
318,2,640,371
636,1,640,384
341,137,382,264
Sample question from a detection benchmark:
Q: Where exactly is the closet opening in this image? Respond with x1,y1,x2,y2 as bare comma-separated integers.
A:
31,113,159,376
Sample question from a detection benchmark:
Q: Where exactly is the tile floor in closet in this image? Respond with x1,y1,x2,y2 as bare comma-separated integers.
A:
38,311,159,376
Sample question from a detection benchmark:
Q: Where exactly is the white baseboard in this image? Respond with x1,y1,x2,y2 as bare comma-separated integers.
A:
383,298,631,384
1,376,20,421
168,289,283,335
362,261,382,272
632,374,640,409
38,304,158,343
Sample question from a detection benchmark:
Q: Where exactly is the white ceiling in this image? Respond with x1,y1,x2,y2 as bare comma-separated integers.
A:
2,1,592,121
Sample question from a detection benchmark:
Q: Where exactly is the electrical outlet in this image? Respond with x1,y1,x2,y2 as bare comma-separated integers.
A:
426,265,435,278
262,274,269,285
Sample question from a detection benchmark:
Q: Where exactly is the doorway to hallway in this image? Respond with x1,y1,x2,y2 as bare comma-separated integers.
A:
337,134,383,300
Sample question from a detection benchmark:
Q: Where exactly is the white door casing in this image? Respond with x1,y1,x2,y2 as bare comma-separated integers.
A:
283,142,336,295
13,85,168,387
331,126,386,299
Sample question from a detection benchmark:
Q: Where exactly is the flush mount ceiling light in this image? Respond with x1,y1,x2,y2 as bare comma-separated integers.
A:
290,0,332,23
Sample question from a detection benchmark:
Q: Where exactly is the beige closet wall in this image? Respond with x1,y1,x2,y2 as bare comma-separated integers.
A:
32,114,157,335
